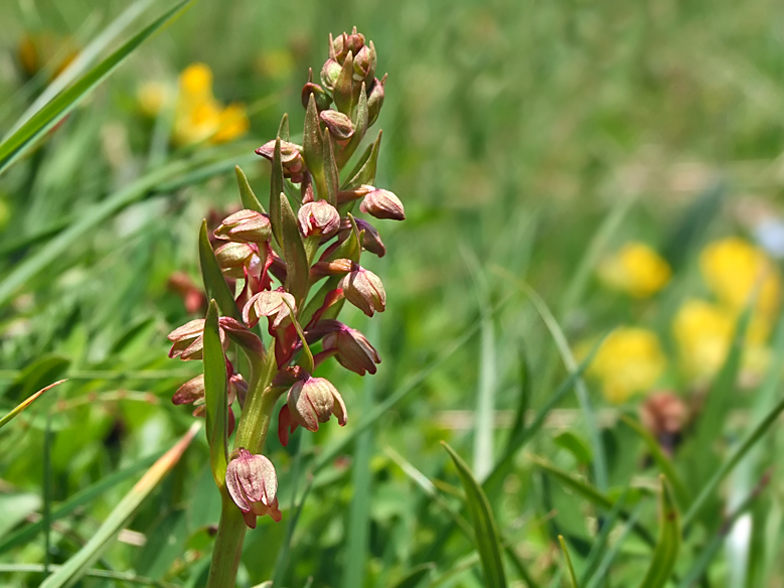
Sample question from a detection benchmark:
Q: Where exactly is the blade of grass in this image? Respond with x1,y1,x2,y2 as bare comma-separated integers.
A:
39,424,200,588
7,0,153,136
505,345,532,455
532,457,656,548
638,477,680,588
387,563,436,588
442,442,507,588
584,505,645,588
558,536,579,588
0,0,195,174
0,451,162,554
0,379,65,430
620,415,690,509
0,564,183,588
484,333,608,498
0,146,255,307
579,489,630,586
491,267,607,491
683,394,784,529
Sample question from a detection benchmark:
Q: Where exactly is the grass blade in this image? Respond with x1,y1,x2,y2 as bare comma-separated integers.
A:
683,394,784,529
0,146,255,308
442,442,507,588
0,0,194,174
584,505,644,588
203,301,228,487
533,457,656,548
0,451,162,554
491,267,607,491
620,415,690,509
387,563,436,588
0,379,65,430
638,477,680,588
39,423,200,588
558,536,579,588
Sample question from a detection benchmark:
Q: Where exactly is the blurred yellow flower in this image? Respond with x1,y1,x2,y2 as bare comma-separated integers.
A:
700,237,780,317
598,242,671,298
171,63,249,146
672,299,733,381
588,327,667,403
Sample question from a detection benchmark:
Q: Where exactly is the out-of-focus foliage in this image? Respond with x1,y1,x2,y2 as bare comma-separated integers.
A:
2,0,784,586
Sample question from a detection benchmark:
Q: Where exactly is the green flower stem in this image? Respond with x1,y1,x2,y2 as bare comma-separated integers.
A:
206,348,281,588
206,496,247,588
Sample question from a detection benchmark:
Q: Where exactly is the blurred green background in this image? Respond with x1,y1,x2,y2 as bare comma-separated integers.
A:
2,0,784,586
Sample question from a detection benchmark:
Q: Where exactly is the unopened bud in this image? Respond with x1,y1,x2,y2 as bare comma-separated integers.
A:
640,392,689,456
319,109,355,141
311,258,354,277
219,317,264,355
215,242,258,278
226,448,281,528
320,59,342,92
214,209,271,243
355,218,386,257
302,80,332,111
353,42,376,83
255,140,307,180
299,201,341,237
367,75,386,127
317,320,381,375
360,189,405,221
339,264,386,316
167,319,228,361
172,375,205,405
337,184,375,205
287,375,347,432
243,289,297,329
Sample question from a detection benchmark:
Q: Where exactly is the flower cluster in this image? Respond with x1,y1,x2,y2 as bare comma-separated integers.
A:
584,236,781,405
167,29,400,528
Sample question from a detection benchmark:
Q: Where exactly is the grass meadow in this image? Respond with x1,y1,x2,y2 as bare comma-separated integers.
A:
2,0,784,586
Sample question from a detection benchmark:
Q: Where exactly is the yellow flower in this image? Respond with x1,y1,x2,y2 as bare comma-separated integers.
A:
672,298,770,383
172,63,249,146
700,237,780,317
212,103,250,144
588,327,667,403
672,299,733,381
598,242,671,298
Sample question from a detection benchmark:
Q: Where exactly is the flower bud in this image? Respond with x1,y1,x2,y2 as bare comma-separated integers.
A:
333,28,366,63
172,375,205,405
360,189,405,221
337,184,375,205
226,448,282,528
298,201,341,238
366,75,386,127
255,140,307,180
320,59,342,92
353,42,376,83
319,109,355,141
214,209,271,243
302,80,332,111
310,258,353,277
287,375,347,432
339,264,386,316
318,320,381,375
214,242,258,279
219,317,264,355
243,289,297,329
355,218,386,257
167,319,229,361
